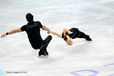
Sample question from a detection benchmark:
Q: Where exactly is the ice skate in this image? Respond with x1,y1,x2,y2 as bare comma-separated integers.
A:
39,49,48,56
85,35,92,41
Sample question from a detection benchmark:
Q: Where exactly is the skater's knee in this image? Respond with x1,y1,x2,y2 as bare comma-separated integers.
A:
48,35,52,40
66,40,72,46
63,28,67,32
33,47,39,50
46,35,52,40
63,28,67,30
67,42,72,46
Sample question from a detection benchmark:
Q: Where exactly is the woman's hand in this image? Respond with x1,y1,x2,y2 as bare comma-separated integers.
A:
1,33,7,38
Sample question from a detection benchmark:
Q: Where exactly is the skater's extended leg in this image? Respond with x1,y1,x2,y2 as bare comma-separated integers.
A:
77,31,92,41
39,35,52,56
40,35,52,50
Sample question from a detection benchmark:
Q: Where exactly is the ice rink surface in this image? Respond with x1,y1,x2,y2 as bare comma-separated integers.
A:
0,0,114,76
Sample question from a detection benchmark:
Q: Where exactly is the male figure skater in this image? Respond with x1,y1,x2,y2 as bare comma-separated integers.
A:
1,13,52,56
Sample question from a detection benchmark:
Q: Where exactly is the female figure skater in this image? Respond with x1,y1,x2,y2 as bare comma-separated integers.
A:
50,28,92,45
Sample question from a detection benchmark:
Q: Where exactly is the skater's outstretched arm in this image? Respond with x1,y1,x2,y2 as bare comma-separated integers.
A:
50,31,62,38
50,30,72,45
1,28,22,38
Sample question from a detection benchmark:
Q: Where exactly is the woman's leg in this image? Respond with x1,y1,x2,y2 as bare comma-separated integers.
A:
77,31,92,41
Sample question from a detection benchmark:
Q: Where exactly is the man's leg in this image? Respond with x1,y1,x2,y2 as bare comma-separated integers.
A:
39,48,48,56
41,35,52,50
77,31,92,41
39,35,52,56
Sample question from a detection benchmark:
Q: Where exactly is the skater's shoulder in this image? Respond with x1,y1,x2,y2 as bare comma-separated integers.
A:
35,21,41,24
22,24,28,27
70,27,78,30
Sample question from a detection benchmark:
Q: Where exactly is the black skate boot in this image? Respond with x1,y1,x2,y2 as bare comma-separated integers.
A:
45,49,49,55
39,35,52,56
85,35,92,41
39,49,48,56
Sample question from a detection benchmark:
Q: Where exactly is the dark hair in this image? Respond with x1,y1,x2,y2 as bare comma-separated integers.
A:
26,13,34,23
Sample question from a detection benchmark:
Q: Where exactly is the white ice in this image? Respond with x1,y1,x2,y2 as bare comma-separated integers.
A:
0,0,114,76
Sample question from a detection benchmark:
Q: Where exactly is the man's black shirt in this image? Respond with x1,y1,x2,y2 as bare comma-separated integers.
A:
21,21,43,49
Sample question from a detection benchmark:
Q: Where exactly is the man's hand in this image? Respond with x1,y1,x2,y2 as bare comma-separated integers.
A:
1,33,7,38
42,26,51,34
0,28,22,39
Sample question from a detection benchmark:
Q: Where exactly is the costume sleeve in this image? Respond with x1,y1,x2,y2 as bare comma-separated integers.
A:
37,21,43,28
20,25,26,31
